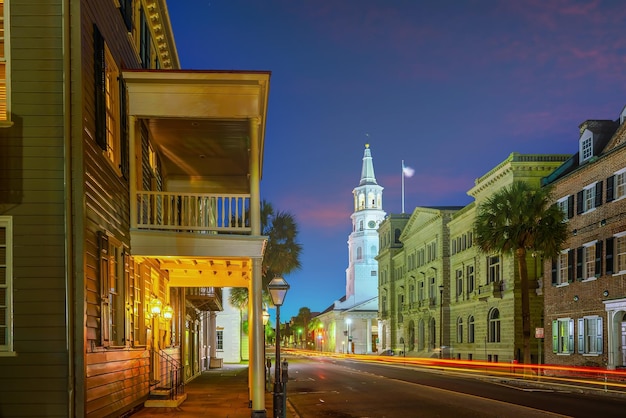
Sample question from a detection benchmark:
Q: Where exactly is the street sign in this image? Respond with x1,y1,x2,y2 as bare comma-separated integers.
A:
535,327,544,339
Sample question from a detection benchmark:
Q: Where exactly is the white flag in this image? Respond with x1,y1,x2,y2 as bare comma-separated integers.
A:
402,163,415,178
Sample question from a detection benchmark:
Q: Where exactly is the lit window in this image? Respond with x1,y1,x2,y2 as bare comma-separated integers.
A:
99,232,127,347
577,242,600,281
577,181,603,214
581,136,593,161
552,318,574,354
0,216,13,354
607,169,626,202
578,316,602,355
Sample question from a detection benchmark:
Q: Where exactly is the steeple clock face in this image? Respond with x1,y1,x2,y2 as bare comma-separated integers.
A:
368,220,376,229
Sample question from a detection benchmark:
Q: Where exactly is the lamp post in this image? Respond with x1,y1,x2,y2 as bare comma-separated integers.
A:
268,277,290,418
439,284,444,359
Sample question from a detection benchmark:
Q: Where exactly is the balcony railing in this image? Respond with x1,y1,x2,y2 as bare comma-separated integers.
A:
136,191,251,233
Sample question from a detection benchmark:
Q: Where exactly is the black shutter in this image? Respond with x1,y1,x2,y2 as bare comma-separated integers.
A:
119,76,129,180
595,181,603,208
606,237,614,275
576,190,584,214
567,195,574,219
606,175,615,203
93,25,107,151
568,250,574,283
576,247,583,280
551,260,557,286
595,241,603,277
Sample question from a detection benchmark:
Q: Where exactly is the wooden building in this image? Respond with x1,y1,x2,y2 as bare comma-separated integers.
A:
0,1,271,416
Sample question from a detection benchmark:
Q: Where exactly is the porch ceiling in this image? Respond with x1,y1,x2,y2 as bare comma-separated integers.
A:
151,256,251,289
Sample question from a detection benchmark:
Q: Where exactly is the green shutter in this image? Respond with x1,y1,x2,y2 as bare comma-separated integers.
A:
568,319,574,354
597,317,603,354
577,318,584,354
552,320,558,353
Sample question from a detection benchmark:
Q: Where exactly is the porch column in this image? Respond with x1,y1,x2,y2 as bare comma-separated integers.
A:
128,115,137,229
209,312,217,359
249,117,266,417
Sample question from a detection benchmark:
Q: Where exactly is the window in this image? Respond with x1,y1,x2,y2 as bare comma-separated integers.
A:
607,169,626,202
581,136,593,161
216,329,224,350
466,265,474,294
487,255,500,284
99,232,128,347
429,277,435,303
578,316,602,355
418,281,424,302
94,26,125,175
576,181,603,214
456,269,463,297
118,0,133,31
552,318,574,354
140,6,152,69
0,217,13,353
418,319,425,351
468,315,475,343
552,250,573,285
576,242,602,280
456,317,463,344
557,195,574,220
409,284,415,304
356,247,362,260
427,241,437,262
607,234,626,275
488,308,500,343
0,1,11,125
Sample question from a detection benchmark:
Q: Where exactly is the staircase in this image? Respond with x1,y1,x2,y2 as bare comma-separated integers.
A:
145,349,187,408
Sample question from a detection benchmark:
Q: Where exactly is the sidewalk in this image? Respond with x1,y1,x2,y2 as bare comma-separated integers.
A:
128,363,296,418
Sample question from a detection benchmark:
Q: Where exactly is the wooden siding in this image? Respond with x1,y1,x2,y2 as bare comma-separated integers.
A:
0,1,69,417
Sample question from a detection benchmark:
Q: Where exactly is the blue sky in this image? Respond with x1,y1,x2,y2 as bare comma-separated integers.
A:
167,0,626,321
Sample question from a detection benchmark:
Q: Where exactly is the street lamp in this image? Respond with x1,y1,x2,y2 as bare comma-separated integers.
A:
268,276,290,418
439,284,444,359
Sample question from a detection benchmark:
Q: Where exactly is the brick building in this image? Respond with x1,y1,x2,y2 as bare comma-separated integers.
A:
543,106,626,369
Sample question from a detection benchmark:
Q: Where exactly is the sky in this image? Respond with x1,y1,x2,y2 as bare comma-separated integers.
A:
167,0,626,321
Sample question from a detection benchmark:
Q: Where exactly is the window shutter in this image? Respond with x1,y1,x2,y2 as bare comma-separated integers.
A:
567,195,574,219
576,190,584,214
551,260,557,286
93,25,107,151
98,231,110,345
568,319,574,354
576,247,583,281
568,250,574,283
577,318,585,354
596,317,603,354
119,76,129,179
595,241,603,277
552,320,558,353
595,181,603,208
606,175,615,203
606,237,614,275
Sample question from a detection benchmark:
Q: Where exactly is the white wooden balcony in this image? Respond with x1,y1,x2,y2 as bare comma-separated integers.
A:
135,191,251,234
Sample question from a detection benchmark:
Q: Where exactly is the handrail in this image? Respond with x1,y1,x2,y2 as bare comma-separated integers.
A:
136,191,251,233
151,348,185,400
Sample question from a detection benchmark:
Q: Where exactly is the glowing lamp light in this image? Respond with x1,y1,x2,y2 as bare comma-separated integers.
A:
149,298,162,316
267,276,290,307
262,309,270,325
162,304,174,320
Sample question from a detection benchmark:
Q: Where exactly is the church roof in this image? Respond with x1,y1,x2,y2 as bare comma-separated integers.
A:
359,144,378,186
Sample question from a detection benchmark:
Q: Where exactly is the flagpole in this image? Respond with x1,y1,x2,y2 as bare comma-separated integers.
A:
401,160,405,214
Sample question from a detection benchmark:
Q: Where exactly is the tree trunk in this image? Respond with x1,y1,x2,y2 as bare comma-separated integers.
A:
516,248,531,364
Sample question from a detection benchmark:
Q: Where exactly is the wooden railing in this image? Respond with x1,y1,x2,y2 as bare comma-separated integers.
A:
136,191,251,233
150,348,185,400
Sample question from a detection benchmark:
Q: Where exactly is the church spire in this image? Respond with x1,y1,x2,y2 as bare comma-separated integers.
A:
359,143,378,186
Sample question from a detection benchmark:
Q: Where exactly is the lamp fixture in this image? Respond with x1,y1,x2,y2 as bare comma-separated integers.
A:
573,295,579,302
603,290,609,297
268,276,290,307
149,297,162,316
162,304,174,320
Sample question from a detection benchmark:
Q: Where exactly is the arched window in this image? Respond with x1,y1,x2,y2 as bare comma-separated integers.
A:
457,317,463,343
488,308,500,343
468,315,475,343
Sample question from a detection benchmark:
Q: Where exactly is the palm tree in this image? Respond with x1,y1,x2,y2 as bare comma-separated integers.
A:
473,181,567,364
229,200,302,310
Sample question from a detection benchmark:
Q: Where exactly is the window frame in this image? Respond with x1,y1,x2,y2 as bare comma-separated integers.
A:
0,216,14,355
488,308,500,343
578,316,602,355
487,255,501,284
552,318,574,354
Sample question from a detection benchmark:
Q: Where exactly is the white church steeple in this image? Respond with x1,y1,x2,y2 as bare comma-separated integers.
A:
346,144,386,302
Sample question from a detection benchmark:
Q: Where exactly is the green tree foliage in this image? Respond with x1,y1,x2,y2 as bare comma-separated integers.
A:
229,200,302,310
473,181,567,364
291,307,312,347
